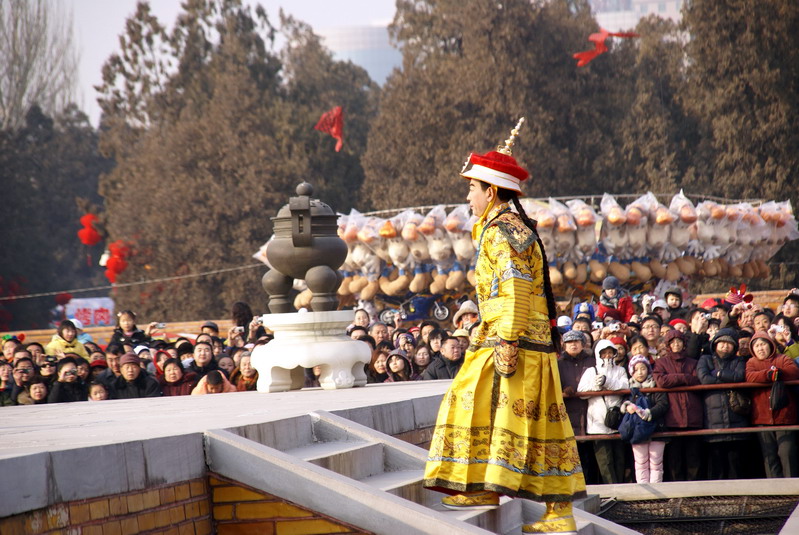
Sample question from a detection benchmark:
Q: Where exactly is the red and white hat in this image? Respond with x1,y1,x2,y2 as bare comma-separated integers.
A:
460,118,529,194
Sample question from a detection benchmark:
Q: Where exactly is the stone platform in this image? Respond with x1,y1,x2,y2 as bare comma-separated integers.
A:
0,380,449,460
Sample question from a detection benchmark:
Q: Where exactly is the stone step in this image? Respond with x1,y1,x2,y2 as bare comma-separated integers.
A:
359,469,442,507
283,440,385,481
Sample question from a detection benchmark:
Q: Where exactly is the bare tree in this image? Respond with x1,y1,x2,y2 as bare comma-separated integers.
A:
0,0,79,130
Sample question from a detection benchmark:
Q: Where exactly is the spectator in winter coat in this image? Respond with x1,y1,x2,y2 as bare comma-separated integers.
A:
664,287,688,321
421,336,463,380
45,320,89,359
158,358,198,396
696,328,749,479
0,360,13,406
187,342,219,380
47,356,88,403
578,339,628,484
653,329,703,481
385,349,413,382
111,353,161,399
229,354,258,391
622,354,669,483
683,309,712,360
639,316,663,361
557,329,598,483
596,276,634,323
96,346,123,390
108,310,153,349
558,330,594,435
745,331,799,478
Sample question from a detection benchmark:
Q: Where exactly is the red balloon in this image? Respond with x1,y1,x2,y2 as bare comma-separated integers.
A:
78,227,101,246
79,213,98,228
106,255,128,274
105,269,118,283
109,240,131,258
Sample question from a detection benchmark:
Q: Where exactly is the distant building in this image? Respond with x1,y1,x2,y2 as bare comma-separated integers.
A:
317,25,402,85
590,0,683,31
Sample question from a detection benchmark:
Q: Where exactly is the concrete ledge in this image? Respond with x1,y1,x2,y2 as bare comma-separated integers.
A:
587,479,799,501
0,434,205,518
204,428,492,535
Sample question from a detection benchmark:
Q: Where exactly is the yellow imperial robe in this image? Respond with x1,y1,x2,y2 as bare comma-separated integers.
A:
423,203,586,502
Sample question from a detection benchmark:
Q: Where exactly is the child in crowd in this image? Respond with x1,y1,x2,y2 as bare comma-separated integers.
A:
597,276,634,323
109,310,154,348
88,382,109,401
621,355,669,483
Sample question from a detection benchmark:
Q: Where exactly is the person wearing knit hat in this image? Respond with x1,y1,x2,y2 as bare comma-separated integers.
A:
663,287,688,320
557,325,597,485
572,301,595,322
609,336,629,369
111,353,161,399
652,329,703,482
622,354,668,483
695,327,747,479
668,318,689,335
425,119,585,531
597,276,634,323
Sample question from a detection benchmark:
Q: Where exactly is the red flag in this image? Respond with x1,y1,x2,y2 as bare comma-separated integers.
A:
574,28,639,67
314,106,344,152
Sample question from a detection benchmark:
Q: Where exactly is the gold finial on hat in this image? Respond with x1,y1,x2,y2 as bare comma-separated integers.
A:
497,117,525,155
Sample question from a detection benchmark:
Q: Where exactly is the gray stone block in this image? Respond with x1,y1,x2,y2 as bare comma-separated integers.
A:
370,399,416,436
412,394,444,428
49,444,130,502
141,434,205,486
0,452,49,518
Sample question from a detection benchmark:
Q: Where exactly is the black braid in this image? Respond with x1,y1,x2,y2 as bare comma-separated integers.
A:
511,195,562,355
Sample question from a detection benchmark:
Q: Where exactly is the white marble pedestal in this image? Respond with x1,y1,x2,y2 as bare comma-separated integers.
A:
251,310,371,392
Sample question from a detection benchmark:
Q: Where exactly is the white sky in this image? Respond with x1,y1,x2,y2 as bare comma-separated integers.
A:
69,0,396,126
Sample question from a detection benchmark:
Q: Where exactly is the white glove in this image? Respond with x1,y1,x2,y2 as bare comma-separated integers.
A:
594,375,606,389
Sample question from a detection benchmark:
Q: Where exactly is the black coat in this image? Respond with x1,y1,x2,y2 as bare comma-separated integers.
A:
109,328,150,348
422,357,462,380
685,332,710,360
48,381,87,403
111,373,162,399
696,352,749,440
188,358,219,380
557,351,594,435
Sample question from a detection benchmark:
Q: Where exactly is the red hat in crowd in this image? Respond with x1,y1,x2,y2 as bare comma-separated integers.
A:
460,118,529,193
669,318,688,328
609,336,628,350
89,359,108,369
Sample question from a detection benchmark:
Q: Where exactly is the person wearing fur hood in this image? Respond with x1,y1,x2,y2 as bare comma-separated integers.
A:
578,339,629,483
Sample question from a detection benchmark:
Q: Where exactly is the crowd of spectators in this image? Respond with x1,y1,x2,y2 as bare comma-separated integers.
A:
1,301,267,406
3,283,798,485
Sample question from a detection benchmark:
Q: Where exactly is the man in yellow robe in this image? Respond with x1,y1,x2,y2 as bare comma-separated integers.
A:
423,120,586,534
